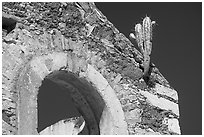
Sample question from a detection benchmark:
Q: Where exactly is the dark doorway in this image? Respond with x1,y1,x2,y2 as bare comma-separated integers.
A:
37,71,105,135
37,79,84,133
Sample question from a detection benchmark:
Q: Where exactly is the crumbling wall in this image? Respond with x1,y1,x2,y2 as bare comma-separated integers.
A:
2,2,180,135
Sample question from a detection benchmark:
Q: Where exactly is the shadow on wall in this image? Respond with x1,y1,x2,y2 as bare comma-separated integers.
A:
37,79,82,133
2,13,18,34
37,71,106,135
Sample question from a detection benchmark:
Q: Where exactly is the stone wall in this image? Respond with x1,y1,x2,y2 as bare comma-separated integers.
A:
2,2,180,135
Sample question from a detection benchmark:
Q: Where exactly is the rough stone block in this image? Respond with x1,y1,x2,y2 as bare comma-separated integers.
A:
30,57,49,80
44,58,53,72
72,55,87,73
2,88,13,100
2,99,16,110
122,103,137,112
52,29,63,51
16,31,35,55
9,115,17,127
50,52,67,71
24,37,39,55
2,120,16,135
122,64,143,81
63,37,70,50
2,53,18,75
140,90,179,116
124,108,141,125
111,74,122,86
66,53,74,72
2,76,15,94
167,118,181,134
38,32,51,51
4,43,23,63
154,83,178,101
134,127,161,135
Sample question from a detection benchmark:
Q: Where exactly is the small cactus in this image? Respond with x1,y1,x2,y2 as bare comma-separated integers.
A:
130,16,155,77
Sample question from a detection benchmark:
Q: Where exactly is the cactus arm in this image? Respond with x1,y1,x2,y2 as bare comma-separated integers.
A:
131,16,155,78
142,16,153,76
134,23,144,54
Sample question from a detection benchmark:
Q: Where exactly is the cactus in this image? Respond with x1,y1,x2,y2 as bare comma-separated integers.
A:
135,23,144,54
130,16,155,78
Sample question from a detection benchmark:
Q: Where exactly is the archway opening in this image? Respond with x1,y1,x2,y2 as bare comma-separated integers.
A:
37,70,105,135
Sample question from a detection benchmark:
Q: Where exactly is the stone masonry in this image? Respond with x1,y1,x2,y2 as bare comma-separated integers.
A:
2,2,180,135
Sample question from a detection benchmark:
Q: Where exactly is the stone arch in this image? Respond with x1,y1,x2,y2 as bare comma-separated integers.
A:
15,52,128,135
37,70,104,135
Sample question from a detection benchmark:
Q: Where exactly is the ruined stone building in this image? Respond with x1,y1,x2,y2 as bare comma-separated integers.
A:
2,2,181,135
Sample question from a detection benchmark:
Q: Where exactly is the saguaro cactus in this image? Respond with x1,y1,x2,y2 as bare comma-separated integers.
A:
130,16,155,77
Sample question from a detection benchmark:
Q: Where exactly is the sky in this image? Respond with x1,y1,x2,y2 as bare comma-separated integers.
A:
96,2,202,135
